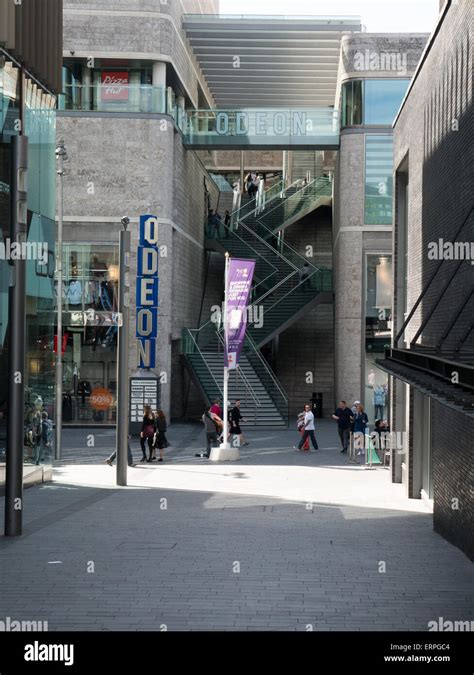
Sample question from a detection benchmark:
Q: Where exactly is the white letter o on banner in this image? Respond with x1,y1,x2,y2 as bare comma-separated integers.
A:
144,217,158,245
137,309,153,336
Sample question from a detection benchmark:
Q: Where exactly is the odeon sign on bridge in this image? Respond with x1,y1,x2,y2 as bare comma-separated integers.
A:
184,108,340,149
214,111,311,136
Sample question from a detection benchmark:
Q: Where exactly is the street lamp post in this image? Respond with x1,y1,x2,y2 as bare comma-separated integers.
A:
5,134,28,537
54,141,67,461
116,217,131,486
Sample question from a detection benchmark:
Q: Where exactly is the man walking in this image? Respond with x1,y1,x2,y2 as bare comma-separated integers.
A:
224,210,231,237
332,400,352,453
295,403,318,451
299,261,311,289
197,407,219,458
229,399,249,446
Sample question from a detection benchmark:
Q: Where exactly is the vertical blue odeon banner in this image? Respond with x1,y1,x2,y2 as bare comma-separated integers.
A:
136,215,159,368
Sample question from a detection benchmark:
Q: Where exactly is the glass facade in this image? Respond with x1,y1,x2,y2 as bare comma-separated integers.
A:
365,253,392,425
364,79,410,125
341,79,410,127
364,135,393,224
0,58,56,464
60,243,119,425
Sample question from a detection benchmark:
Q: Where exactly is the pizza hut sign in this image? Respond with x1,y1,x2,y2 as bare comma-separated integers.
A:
101,71,129,101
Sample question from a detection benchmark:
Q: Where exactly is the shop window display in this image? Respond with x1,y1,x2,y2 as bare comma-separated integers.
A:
365,254,392,424
0,60,56,464
59,244,119,425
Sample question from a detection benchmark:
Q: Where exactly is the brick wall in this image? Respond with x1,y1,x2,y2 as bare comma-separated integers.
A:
432,401,474,561
391,0,473,560
393,0,473,352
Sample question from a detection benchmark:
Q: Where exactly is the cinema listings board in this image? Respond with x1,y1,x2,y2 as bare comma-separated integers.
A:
129,378,160,434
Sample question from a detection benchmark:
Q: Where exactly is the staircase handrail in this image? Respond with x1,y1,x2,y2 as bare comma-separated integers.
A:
182,328,223,397
262,267,331,315
229,177,302,227
245,333,289,404
257,175,331,229
216,332,261,406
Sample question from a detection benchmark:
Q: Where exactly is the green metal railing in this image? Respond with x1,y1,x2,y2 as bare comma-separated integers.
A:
183,176,332,424
256,176,332,235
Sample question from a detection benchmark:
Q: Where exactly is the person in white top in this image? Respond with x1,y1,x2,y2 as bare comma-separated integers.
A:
295,404,319,451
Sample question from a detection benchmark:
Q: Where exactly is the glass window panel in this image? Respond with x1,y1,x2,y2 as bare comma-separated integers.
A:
364,135,393,224
342,80,363,126
364,79,410,125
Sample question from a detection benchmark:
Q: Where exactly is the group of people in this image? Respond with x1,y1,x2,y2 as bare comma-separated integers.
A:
199,398,249,458
105,405,169,467
245,171,262,198
331,400,368,455
206,208,231,239
332,400,390,459
295,399,385,463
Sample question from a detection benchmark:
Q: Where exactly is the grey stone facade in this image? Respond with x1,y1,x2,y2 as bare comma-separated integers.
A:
332,35,427,409
58,0,220,423
63,0,215,107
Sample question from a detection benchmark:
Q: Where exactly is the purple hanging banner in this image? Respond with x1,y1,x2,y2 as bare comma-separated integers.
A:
224,258,256,370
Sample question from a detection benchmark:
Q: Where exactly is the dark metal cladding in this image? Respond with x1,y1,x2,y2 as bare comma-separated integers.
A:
0,0,63,93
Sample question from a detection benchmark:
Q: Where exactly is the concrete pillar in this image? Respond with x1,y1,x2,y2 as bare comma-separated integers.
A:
152,62,166,87
82,65,91,110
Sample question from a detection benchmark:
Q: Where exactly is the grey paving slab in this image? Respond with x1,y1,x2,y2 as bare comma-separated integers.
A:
0,423,473,631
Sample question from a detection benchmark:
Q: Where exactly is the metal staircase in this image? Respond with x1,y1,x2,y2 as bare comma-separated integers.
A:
181,178,333,426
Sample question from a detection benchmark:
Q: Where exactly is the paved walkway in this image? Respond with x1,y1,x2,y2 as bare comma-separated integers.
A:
0,422,472,631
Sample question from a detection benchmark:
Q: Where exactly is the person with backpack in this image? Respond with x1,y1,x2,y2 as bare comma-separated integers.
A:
140,405,155,462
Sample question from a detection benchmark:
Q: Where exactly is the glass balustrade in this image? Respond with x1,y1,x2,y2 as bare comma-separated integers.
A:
184,108,340,148
59,84,168,114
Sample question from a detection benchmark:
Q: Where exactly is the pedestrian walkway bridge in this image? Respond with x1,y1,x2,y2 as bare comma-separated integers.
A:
183,108,340,149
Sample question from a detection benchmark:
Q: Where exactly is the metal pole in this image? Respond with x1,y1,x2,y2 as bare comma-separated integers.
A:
5,134,28,537
240,151,244,194
116,219,131,486
221,253,230,449
54,141,67,460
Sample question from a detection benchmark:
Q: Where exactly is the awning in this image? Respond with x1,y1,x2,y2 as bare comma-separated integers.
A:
182,14,361,108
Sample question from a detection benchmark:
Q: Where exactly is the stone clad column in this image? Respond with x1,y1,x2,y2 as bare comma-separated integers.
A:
152,62,167,112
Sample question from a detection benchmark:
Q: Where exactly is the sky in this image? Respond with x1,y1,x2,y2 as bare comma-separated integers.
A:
218,0,440,34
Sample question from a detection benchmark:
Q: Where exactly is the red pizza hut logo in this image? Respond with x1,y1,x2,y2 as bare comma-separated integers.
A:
101,72,129,101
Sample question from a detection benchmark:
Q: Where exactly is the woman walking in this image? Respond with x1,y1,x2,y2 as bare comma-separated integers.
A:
353,403,369,463
153,409,168,463
297,409,310,451
140,405,155,462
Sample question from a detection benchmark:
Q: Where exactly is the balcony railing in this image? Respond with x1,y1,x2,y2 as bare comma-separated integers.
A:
59,83,168,115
